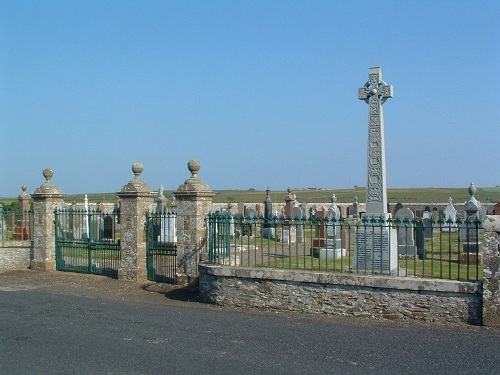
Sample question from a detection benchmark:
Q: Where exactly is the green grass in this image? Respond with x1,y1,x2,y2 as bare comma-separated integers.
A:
256,255,481,281
57,245,120,260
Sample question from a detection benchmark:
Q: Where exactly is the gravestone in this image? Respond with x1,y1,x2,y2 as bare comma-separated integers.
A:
351,197,359,218
262,188,275,239
280,188,296,243
442,197,457,231
355,66,398,273
155,185,168,213
321,194,346,259
294,206,305,243
414,218,426,259
395,207,416,256
310,206,327,257
103,214,114,239
158,212,177,243
432,207,439,221
422,218,433,240
460,183,482,264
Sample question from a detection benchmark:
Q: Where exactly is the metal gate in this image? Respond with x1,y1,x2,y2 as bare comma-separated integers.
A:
55,209,121,277
146,212,177,283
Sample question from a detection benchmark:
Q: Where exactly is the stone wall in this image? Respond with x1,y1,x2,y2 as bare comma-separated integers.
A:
199,265,482,325
0,241,32,269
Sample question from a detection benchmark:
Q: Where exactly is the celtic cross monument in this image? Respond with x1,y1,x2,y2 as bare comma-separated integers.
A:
358,66,393,218
355,67,398,274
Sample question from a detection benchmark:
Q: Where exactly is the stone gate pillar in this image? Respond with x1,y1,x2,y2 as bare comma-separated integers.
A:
174,160,214,284
117,163,155,281
483,217,500,327
31,168,65,271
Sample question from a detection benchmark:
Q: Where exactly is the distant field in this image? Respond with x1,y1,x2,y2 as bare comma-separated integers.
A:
2,187,499,206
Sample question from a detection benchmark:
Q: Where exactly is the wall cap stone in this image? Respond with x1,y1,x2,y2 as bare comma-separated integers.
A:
199,264,481,294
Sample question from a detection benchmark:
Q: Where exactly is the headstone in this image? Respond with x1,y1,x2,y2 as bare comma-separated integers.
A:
237,202,244,216
103,214,114,239
422,218,433,240
442,197,457,231
414,218,426,259
355,66,398,273
321,194,346,259
155,185,168,213
394,202,404,214
432,207,439,221
294,206,304,243
157,212,177,243
310,206,327,257
394,207,416,256
460,183,482,264
351,196,359,218
284,187,294,218
262,188,275,239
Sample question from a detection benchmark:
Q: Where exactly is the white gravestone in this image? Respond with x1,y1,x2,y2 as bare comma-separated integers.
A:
320,194,346,259
158,213,177,243
442,197,457,232
355,67,398,273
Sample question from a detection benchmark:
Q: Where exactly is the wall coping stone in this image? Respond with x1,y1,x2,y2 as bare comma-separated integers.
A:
199,264,481,294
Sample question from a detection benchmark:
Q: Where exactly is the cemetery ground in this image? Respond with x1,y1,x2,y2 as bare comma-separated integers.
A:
221,228,483,281
1,269,499,375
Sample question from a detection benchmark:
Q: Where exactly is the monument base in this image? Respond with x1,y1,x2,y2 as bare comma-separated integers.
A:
261,228,276,240
319,248,347,259
398,245,417,256
354,226,398,274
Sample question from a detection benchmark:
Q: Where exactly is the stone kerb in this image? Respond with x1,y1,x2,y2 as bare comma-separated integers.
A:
174,160,215,283
31,168,65,271
117,162,155,281
482,216,500,327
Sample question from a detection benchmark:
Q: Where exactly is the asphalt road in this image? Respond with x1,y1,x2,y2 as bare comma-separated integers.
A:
1,270,499,375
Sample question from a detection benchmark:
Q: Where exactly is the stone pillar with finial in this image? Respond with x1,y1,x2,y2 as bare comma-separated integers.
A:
31,168,65,271
174,160,215,284
117,162,155,281
461,183,482,265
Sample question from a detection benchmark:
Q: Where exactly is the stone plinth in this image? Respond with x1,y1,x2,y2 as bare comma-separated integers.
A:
31,168,65,271
117,163,155,281
354,226,398,274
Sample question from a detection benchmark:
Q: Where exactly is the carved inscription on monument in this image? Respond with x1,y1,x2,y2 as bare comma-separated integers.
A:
358,66,393,215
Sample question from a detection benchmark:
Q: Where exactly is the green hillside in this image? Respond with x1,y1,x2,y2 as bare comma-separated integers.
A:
2,187,499,206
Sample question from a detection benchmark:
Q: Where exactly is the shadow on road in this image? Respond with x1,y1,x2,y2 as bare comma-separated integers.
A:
140,282,200,302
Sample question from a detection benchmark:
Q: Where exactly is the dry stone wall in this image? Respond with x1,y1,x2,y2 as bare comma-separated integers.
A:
199,265,482,325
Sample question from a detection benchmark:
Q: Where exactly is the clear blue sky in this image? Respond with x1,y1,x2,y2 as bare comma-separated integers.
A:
1,1,499,197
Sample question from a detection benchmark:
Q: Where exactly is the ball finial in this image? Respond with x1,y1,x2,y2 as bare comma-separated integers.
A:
188,160,201,177
132,162,144,178
43,168,54,182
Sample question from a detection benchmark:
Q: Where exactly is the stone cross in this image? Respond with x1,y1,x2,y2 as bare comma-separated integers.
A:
358,66,393,217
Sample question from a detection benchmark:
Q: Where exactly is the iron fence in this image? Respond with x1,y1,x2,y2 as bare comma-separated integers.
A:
206,212,483,281
145,212,177,283
0,210,33,241
54,208,121,276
